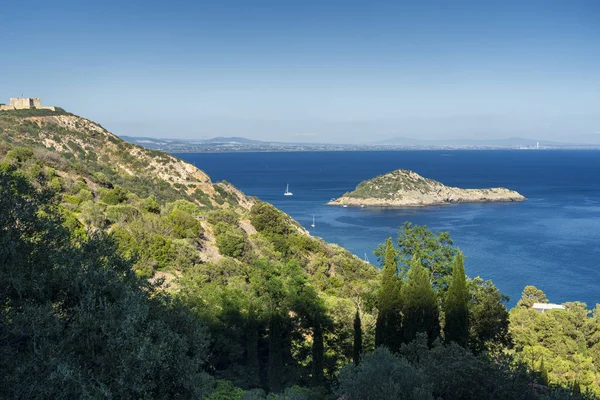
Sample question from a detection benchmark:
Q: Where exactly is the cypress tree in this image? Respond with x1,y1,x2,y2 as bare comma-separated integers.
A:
311,322,325,386
375,238,403,352
353,310,363,365
401,256,440,346
444,251,469,347
268,314,284,393
245,305,261,388
539,358,549,386
573,380,581,395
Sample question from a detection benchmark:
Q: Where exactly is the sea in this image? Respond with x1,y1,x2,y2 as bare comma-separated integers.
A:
175,150,600,308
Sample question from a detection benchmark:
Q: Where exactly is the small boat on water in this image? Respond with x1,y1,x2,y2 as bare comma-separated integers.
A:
310,215,315,228
342,204,348,208
284,184,293,196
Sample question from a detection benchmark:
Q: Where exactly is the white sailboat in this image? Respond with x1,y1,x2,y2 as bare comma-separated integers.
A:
310,215,315,228
284,183,293,196
364,253,369,263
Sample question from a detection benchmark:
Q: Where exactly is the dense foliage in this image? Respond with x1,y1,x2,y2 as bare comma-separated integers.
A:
511,287,600,396
1,112,598,399
0,164,213,398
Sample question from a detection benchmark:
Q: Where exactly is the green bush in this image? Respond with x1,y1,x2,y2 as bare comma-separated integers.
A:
336,347,433,400
215,225,248,259
167,209,203,239
6,146,34,162
207,209,239,226
100,186,129,205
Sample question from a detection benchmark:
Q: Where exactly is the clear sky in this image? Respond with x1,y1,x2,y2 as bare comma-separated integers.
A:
1,0,599,143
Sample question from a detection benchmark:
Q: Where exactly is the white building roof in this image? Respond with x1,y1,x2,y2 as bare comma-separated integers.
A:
532,303,565,312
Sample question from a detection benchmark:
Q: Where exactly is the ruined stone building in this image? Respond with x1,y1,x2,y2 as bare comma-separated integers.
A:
0,98,55,111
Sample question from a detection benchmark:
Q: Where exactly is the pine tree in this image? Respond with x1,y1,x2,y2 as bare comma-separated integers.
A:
353,310,363,365
311,322,325,386
375,238,403,352
401,256,440,346
444,251,469,347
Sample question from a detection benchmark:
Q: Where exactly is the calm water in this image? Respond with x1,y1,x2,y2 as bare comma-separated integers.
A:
176,150,600,307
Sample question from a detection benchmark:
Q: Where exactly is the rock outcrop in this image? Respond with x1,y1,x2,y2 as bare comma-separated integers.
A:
328,169,525,207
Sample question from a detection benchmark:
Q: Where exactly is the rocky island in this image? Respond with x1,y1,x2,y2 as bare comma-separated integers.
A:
328,169,525,207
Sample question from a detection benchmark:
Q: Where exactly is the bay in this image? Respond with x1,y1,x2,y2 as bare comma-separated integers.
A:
176,150,600,307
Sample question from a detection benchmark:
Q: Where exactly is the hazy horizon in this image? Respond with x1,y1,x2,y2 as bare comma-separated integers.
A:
2,0,599,144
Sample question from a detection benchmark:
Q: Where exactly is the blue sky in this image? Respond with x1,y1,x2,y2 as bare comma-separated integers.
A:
1,0,599,143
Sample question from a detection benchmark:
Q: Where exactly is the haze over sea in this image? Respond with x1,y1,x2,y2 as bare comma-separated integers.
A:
177,150,600,307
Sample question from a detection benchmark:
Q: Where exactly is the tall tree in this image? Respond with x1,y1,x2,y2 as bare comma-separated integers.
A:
311,322,325,387
353,310,363,365
394,222,458,290
245,304,261,388
375,238,403,352
517,285,548,308
401,256,440,346
268,313,285,393
469,277,510,354
444,252,469,347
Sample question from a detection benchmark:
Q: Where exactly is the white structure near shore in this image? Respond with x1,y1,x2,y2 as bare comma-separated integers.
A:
532,303,565,313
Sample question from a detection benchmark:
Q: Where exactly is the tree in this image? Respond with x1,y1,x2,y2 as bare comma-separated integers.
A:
517,285,548,308
336,347,433,400
468,277,511,354
245,304,261,388
311,322,325,387
375,238,403,352
268,314,285,393
394,222,458,290
353,310,363,366
539,358,549,386
444,252,469,347
401,256,440,346
0,165,213,399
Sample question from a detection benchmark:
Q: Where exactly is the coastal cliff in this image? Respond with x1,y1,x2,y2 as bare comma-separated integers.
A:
328,169,525,207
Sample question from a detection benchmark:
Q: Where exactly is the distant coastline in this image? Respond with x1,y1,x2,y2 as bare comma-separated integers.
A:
120,135,600,153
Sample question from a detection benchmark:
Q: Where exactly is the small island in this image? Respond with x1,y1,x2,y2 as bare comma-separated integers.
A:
328,169,525,207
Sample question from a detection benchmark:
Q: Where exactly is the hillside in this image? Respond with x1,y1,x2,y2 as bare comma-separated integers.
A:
0,106,374,272
329,169,525,207
0,107,381,390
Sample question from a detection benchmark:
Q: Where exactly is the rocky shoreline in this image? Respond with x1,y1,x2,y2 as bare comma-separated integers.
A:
327,169,526,207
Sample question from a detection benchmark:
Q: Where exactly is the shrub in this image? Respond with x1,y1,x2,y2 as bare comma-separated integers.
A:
6,146,34,162
100,186,129,205
336,347,433,400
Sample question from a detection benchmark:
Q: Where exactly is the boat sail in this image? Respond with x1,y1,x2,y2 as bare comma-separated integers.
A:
311,215,315,228
284,184,293,196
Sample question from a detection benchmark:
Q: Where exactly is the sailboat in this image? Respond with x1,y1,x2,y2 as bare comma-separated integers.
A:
364,253,369,263
284,183,293,196
310,215,315,228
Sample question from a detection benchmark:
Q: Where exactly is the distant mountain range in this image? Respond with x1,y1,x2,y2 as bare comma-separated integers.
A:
373,136,580,147
120,136,266,146
119,135,599,152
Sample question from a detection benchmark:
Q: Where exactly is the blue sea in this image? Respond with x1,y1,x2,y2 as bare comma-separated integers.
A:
176,150,600,308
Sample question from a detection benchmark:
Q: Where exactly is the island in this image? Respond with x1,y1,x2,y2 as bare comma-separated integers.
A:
327,169,525,207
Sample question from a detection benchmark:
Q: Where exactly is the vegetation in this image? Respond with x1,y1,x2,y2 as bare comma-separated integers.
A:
444,252,469,347
510,286,600,396
0,111,597,398
344,169,439,199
